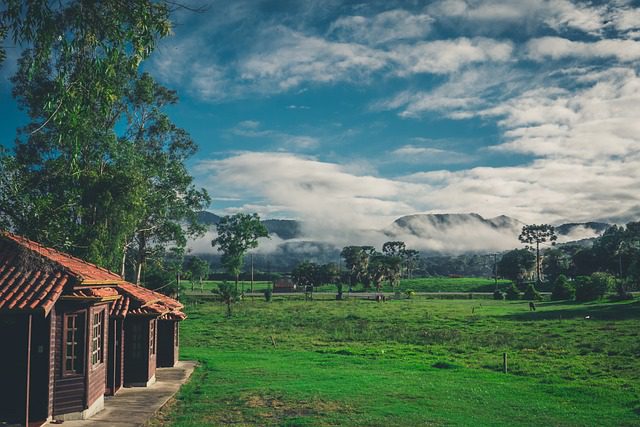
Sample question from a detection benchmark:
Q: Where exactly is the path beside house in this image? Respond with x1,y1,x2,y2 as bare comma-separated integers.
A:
57,361,196,427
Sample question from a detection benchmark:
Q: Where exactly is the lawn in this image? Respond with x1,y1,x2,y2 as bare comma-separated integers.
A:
184,276,512,295
181,280,273,294
155,297,640,426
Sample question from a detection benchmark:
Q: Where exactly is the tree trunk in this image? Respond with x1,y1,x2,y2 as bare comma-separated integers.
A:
536,241,540,286
135,233,147,285
120,242,127,278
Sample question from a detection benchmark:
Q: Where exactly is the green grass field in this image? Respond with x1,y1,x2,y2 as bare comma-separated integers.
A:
182,280,273,293
156,297,640,426
183,276,512,294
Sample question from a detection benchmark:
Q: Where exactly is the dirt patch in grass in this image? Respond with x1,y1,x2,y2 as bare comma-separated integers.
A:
243,393,352,419
144,397,177,427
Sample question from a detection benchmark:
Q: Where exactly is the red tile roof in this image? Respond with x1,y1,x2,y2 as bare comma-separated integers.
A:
118,282,183,310
2,232,123,283
0,232,185,320
159,310,187,321
110,295,130,319
0,236,71,314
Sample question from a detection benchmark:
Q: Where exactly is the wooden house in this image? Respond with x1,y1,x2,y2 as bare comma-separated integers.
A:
0,232,186,426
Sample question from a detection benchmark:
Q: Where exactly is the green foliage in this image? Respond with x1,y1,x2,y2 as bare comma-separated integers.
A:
505,283,520,300
612,280,634,301
493,289,504,300
292,261,321,289
213,282,240,317
522,283,542,301
212,213,269,288
574,273,614,302
263,288,273,302
184,256,210,291
519,224,557,285
551,274,575,301
340,245,375,288
0,3,208,278
498,249,535,282
543,248,570,284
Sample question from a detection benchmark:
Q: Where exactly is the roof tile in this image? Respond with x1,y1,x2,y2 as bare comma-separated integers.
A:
0,232,183,320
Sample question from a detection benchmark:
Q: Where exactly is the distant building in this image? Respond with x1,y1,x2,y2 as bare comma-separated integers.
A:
273,277,296,293
0,232,186,425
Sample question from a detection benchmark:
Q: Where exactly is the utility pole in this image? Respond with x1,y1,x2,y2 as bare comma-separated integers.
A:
176,272,180,300
495,254,499,289
251,253,254,293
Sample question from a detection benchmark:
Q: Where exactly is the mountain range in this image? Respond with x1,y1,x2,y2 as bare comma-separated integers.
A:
192,211,610,264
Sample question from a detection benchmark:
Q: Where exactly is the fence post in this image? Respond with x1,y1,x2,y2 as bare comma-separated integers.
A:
503,352,508,373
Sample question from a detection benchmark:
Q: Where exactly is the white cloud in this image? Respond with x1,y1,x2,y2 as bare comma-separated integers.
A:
391,146,475,164
484,68,640,160
391,37,513,76
329,9,434,45
610,3,640,36
429,0,607,35
194,152,420,247
239,26,388,90
230,121,320,150
375,66,525,118
527,37,640,62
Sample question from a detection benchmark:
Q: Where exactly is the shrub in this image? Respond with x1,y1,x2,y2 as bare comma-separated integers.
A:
575,272,614,302
523,283,542,300
493,289,504,300
264,288,273,302
551,274,574,301
612,279,634,301
405,289,415,299
505,284,520,300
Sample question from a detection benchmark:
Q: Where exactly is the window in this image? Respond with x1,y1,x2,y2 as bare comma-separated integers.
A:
149,320,156,355
91,310,104,366
63,313,84,375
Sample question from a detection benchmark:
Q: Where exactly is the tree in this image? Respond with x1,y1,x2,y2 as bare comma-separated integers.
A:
402,249,420,279
542,248,570,285
504,283,520,300
1,1,172,71
212,213,269,292
340,246,375,289
382,241,420,280
498,249,535,283
574,272,615,302
519,224,557,286
380,243,404,292
523,283,542,301
214,282,239,317
292,261,319,288
551,274,574,301
319,263,340,287
382,241,406,257
184,256,210,291
0,2,209,279
367,252,388,293
121,74,209,283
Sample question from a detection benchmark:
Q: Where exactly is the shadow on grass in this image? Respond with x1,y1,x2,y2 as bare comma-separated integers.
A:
502,300,639,321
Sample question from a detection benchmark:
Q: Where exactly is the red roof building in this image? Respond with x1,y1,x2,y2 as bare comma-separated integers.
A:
0,232,186,425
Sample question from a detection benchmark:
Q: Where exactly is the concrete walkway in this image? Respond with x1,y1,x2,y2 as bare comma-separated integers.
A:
57,361,196,427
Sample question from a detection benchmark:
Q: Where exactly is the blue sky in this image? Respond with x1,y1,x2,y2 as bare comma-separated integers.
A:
2,0,640,247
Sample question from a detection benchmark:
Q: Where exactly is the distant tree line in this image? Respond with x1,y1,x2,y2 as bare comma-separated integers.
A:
496,222,639,301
